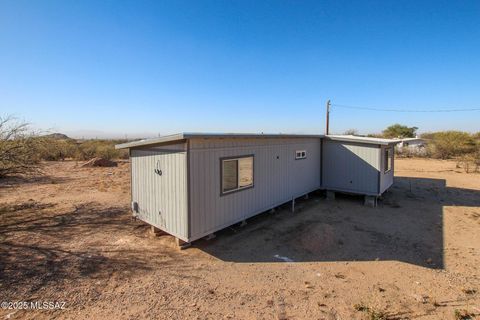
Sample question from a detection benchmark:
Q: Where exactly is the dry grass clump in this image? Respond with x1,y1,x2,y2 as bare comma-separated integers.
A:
353,303,388,320
454,309,475,320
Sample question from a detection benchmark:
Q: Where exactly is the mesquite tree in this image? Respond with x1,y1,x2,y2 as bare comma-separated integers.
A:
0,116,41,178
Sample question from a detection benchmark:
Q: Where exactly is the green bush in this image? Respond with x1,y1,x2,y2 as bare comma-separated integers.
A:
74,139,128,161
75,140,113,160
36,137,129,161
92,144,118,160
382,124,418,138
424,131,476,159
39,138,78,161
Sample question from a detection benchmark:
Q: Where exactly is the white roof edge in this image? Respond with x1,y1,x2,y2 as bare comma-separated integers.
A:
115,132,325,149
116,133,401,149
115,133,186,149
398,137,425,141
325,135,401,145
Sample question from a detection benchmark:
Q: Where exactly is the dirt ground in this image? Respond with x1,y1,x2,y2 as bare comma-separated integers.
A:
0,158,479,319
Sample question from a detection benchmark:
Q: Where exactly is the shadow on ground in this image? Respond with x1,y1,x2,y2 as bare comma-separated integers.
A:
195,176,480,268
0,172,74,188
0,201,183,296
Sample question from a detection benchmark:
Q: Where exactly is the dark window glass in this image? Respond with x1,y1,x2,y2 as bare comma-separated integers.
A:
222,160,238,192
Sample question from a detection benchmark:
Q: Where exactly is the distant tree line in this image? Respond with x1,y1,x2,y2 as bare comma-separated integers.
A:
38,136,129,162
1,115,479,178
344,123,480,171
0,115,129,178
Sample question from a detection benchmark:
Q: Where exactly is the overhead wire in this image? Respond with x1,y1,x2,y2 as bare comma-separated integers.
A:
330,103,480,113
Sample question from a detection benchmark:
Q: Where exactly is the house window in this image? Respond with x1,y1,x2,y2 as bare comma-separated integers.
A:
384,148,393,173
295,150,307,160
221,155,254,194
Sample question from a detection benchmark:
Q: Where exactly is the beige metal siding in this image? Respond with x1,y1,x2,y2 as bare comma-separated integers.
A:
188,138,321,241
131,146,188,241
322,140,380,195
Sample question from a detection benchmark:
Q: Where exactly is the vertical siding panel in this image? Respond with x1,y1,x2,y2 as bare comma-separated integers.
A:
170,155,174,233
143,152,149,224
196,151,201,235
203,152,208,234
168,154,173,230
129,146,188,240
188,138,322,241
190,152,194,235
206,151,212,230
213,151,219,228
152,152,157,227
197,151,203,234
323,141,380,195
380,146,394,193
172,155,175,231
178,154,182,235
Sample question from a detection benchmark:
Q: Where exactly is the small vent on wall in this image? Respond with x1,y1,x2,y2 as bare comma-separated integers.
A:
132,201,139,213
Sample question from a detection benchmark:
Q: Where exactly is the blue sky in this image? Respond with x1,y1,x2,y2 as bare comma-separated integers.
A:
1,0,479,138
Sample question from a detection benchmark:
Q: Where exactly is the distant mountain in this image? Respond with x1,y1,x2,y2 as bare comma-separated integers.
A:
42,133,71,140
63,129,157,139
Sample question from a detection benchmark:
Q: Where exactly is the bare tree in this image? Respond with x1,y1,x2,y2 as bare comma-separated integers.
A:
0,116,41,178
344,129,358,135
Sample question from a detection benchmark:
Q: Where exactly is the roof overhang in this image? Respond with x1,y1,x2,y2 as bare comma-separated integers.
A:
115,132,325,149
116,133,401,149
115,133,186,149
325,135,401,146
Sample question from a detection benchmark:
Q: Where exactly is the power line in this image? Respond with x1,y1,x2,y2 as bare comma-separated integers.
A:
331,103,480,113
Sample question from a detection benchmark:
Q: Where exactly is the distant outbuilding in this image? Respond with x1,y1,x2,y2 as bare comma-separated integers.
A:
396,137,426,156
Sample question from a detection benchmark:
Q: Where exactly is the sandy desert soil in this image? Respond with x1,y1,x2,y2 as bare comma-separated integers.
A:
0,158,479,319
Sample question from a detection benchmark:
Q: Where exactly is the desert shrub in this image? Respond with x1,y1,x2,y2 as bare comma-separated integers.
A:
38,138,78,161
1,117,130,169
117,148,129,159
75,141,100,160
76,141,106,160
344,129,359,135
38,138,129,161
426,131,476,159
0,116,42,178
94,144,118,160
75,140,128,160
353,303,388,320
31,133,130,161
457,149,480,173
419,132,434,140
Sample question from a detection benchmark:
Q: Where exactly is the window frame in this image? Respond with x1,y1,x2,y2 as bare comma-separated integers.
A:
384,147,393,173
220,154,254,196
295,150,307,160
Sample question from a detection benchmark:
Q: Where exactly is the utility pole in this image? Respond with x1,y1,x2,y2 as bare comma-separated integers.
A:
325,99,331,135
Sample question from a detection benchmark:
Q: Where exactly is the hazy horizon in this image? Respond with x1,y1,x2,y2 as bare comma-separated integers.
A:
35,125,479,141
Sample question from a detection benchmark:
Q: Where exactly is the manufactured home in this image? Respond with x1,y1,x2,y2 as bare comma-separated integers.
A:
396,137,426,156
116,133,399,246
